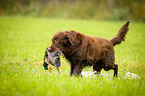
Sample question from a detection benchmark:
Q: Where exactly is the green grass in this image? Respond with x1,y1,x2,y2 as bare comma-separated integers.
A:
0,16,145,96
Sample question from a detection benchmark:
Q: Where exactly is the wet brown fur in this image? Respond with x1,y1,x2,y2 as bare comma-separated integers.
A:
48,21,130,76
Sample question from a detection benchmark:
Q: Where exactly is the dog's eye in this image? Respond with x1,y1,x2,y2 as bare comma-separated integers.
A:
54,38,58,40
54,38,59,43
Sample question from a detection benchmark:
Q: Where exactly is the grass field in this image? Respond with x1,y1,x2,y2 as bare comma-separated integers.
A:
0,16,145,96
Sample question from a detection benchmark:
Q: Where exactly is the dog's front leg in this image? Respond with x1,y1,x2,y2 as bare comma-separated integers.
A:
70,64,74,76
72,65,83,76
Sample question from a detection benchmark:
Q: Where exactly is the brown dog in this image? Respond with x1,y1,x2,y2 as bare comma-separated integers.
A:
48,21,130,76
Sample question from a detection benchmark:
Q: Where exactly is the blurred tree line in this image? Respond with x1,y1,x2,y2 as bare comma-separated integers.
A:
0,0,145,21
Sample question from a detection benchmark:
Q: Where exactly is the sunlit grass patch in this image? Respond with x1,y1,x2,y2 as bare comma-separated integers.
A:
0,16,145,96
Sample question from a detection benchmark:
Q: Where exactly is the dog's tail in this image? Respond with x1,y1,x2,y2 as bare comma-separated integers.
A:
110,20,130,46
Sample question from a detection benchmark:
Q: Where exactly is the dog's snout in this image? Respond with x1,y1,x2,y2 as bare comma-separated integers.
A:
48,47,59,52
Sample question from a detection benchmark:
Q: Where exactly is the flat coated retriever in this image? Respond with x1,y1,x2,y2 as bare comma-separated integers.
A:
46,21,130,76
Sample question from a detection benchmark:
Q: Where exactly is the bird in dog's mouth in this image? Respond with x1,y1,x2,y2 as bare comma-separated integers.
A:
43,48,63,73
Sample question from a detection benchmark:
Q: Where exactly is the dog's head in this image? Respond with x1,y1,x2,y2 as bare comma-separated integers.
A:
48,30,83,53
43,48,63,73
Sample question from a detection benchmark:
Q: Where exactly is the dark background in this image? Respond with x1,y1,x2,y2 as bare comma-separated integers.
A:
0,0,144,21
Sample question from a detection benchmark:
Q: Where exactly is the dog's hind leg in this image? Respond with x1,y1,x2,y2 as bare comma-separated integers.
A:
101,49,119,77
103,63,118,77
113,64,118,77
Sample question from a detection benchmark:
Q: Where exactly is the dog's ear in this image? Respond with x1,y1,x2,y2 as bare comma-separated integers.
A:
77,33,83,41
65,31,74,45
64,36,74,45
